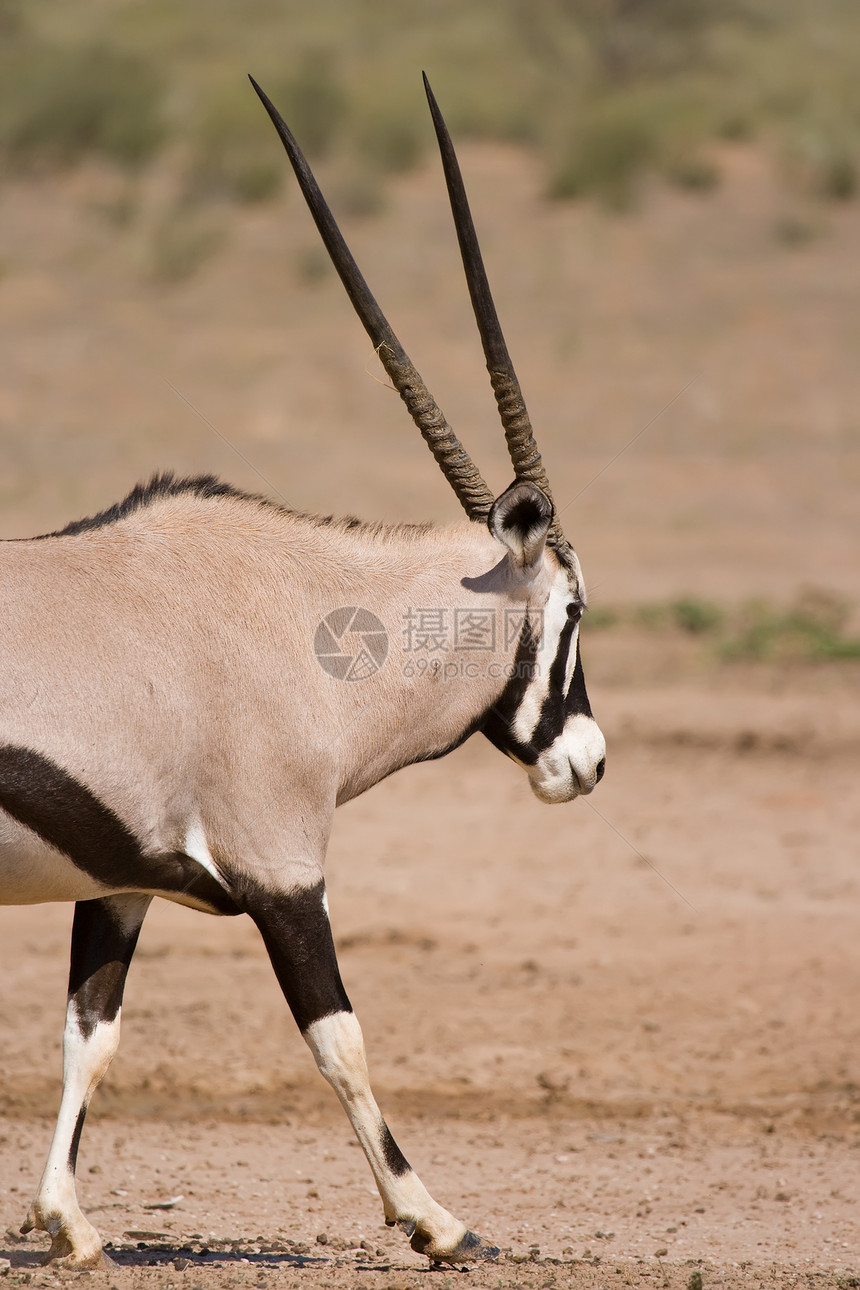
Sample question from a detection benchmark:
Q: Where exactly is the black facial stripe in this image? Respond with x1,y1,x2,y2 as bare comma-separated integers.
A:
380,1122,411,1177
68,898,148,1040
68,1106,87,1173
482,610,593,761
531,624,593,748
480,614,540,764
484,612,575,760
0,745,241,915
565,635,593,719
244,879,352,1033
527,615,578,755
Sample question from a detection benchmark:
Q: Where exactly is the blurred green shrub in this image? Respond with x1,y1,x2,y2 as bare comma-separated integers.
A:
276,54,346,160
0,39,164,168
671,597,724,635
186,84,284,205
772,213,821,247
591,589,860,664
3,0,860,212
664,152,720,192
720,591,860,663
550,100,659,209
586,606,621,631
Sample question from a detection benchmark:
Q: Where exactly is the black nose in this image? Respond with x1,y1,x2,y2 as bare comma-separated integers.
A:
595,756,606,783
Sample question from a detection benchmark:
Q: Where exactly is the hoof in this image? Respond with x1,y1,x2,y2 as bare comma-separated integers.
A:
20,1205,107,1269
48,1244,112,1271
411,1227,500,1265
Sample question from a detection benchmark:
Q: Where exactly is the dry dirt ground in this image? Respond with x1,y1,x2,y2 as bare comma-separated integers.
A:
0,138,858,1289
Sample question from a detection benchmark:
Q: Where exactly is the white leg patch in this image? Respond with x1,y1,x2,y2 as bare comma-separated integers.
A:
25,1007,121,1265
303,1012,466,1254
184,816,230,891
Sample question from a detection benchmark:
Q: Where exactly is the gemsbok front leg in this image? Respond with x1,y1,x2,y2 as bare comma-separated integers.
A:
22,893,151,1267
247,877,499,1265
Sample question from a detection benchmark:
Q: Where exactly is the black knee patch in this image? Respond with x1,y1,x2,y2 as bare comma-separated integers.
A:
68,900,145,1039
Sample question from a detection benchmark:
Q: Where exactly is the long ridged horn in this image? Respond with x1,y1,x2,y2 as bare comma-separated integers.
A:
249,76,495,523
423,74,568,551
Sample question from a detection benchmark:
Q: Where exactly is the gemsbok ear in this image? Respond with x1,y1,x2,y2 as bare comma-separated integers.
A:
488,481,553,572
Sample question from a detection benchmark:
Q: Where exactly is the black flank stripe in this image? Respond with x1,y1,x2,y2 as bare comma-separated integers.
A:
0,745,240,914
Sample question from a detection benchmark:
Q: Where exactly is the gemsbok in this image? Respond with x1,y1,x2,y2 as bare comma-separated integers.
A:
0,75,606,1267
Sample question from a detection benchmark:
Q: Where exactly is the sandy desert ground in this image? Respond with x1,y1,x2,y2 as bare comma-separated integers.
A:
0,137,858,1288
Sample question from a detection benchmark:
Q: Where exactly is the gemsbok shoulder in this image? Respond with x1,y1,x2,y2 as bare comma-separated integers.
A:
0,75,605,1267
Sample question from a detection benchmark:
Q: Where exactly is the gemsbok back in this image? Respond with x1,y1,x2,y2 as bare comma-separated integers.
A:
0,75,605,1268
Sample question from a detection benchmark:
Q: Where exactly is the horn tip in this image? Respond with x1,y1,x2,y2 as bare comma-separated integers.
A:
248,74,273,112
422,72,440,114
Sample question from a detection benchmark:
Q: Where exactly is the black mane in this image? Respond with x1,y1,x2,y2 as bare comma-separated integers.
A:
33,473,276,539
28,470,437,542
